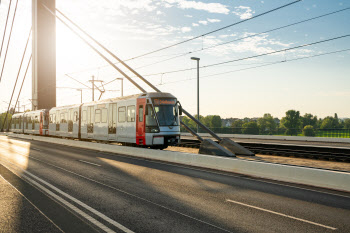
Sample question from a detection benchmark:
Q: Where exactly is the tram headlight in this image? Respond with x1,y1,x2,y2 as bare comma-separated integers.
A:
146,126,160,133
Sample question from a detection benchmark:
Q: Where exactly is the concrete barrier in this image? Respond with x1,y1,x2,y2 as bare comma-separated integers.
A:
1,133,350,192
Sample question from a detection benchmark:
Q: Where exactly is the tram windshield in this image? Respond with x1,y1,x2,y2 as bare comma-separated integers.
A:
152,98,179,126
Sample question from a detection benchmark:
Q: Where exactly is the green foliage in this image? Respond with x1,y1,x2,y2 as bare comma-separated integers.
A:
344,119,350,129
301,113,318,128
242,121,259,135
320,117,334,129
281,110,301,135
0,112,12,131
257,113,277,135
303,125,315,137
231,119,243,134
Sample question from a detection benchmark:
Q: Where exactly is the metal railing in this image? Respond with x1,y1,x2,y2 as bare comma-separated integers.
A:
180,127,350,138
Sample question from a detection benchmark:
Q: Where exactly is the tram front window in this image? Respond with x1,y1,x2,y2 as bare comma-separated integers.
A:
152,98,179,126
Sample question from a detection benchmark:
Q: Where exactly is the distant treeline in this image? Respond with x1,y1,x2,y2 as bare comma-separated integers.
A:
181,110,350,136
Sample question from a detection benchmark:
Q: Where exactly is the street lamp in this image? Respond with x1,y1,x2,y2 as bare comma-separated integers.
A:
116,78,123,97
191,57,200,133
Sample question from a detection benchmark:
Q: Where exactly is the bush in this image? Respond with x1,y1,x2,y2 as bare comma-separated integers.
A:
303,125,315,137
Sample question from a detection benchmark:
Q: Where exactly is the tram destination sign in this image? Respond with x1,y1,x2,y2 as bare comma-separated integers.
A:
153,99,176,105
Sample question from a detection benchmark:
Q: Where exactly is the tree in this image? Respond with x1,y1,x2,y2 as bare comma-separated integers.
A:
344,119,350,129
202,115,222,128
320,117,334,129
231,119,243,134
301,113,318,128
281,110,301,136
303,125,315,137
257,113,277,135
242,121,259,135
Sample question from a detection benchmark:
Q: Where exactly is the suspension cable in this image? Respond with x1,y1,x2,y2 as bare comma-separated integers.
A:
1,28,31,131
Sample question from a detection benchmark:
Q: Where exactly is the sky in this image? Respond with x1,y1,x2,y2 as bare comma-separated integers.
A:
0,0,349,119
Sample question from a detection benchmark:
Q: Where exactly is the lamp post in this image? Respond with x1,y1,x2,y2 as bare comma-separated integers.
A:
116,78,123,97
191,57,200,133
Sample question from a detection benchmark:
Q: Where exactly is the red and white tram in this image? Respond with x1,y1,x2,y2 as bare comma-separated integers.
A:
10,92,181,149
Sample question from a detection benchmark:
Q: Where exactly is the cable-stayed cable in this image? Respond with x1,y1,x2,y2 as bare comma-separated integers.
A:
135,7,350,70
64,7,349,77
7,55,32,129
126,0,302,61
0,0,13,60
1,28,31,131
119,34,350,78
0,0,19,83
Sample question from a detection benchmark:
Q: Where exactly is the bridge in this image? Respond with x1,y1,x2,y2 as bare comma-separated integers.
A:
0,0,350,232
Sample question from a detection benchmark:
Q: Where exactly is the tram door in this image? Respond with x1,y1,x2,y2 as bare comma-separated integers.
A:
108,103,117,141
136,98,146,145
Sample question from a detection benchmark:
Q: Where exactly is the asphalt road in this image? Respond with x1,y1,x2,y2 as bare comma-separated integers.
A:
0,137,350,233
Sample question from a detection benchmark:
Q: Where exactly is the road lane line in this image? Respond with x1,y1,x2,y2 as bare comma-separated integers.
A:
78,160,101,167
2,136,350,199
17,154,233,233
0,175,65,233
0,161,134,233
226,199,337,230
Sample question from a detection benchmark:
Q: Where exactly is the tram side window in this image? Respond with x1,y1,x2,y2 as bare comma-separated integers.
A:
82,110,87,123
60,113,66,123
101,108,107,123
25,116,28,129
139,106,143,122
118,107,126,123
74,111,78,122
56,111,60,124
19,116,22,129
127,105,135,122
95,109,101,123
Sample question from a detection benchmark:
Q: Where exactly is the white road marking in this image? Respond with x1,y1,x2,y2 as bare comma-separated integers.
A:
21,155,233,233
1,161,134,233
78,160,101,167
0,175,64,233
226,199,337,230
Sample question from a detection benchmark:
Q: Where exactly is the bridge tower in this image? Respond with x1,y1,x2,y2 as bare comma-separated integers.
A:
32,0,56,110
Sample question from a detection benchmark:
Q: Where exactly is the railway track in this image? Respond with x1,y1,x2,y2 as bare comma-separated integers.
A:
177,139,350,162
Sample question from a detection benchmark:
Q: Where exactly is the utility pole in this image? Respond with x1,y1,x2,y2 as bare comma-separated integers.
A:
191,57,200,133
77,89,82,103
17,101,20,112
89,75,95,101
22,105,26,112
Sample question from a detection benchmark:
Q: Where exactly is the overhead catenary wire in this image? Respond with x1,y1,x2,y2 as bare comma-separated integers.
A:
125,0,302,61
0,0,13,60
0,0,19,83
106,34,349,80
124,48,350,88
135,7,350,70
